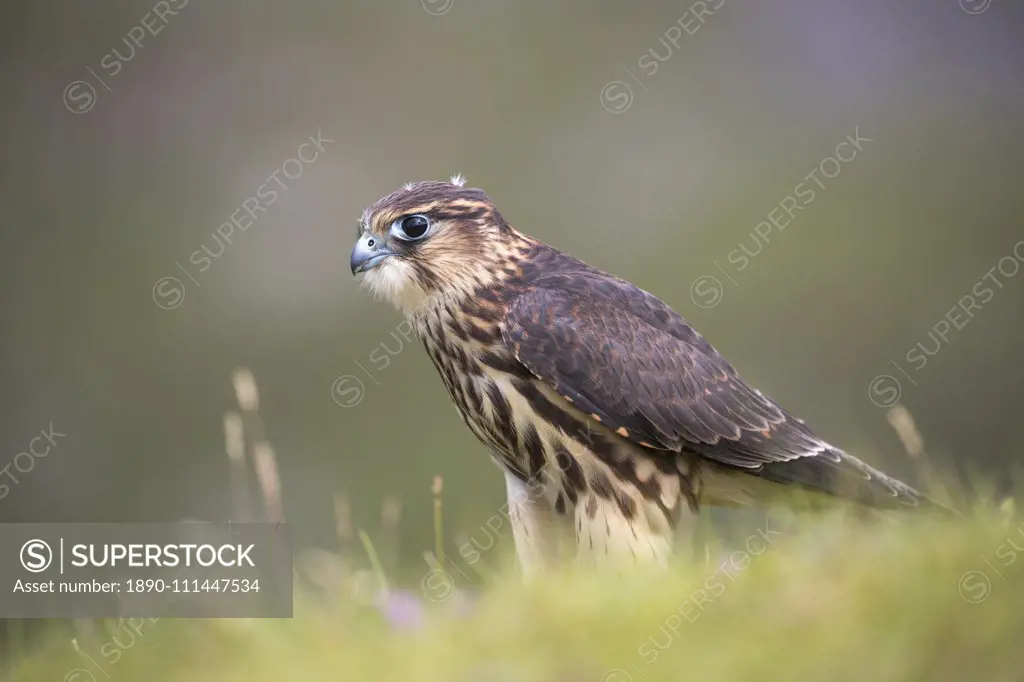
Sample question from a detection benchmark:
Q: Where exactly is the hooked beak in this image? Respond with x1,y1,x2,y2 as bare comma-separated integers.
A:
350,233,395,275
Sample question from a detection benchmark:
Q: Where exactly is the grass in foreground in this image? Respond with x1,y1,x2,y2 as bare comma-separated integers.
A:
7,507,1023,682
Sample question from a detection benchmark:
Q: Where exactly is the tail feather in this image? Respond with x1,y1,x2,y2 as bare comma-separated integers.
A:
700,447,958,515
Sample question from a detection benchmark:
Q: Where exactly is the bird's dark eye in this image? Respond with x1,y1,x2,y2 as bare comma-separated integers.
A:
391,214,430,241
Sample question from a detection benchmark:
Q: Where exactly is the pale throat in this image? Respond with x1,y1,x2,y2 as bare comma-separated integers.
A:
357,259,430,315
359,239,519,318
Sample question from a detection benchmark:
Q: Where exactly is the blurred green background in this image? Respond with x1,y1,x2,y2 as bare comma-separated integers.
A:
0,0,1022,561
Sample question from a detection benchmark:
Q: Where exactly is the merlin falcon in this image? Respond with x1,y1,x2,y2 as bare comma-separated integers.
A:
351,177,935,570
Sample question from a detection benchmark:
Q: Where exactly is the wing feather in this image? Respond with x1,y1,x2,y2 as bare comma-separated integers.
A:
500,268,927,508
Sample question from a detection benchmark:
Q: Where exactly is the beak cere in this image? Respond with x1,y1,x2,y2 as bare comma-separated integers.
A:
350,233,394,275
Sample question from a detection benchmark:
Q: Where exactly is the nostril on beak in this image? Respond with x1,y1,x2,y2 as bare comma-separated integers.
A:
351,234,392,275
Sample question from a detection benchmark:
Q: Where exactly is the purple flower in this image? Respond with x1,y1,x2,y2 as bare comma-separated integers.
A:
378,590,426,630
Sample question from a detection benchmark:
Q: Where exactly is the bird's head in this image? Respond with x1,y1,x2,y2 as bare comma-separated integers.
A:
351,176,517,313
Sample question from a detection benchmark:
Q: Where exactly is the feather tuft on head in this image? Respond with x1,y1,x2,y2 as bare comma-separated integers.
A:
449,173,466,188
